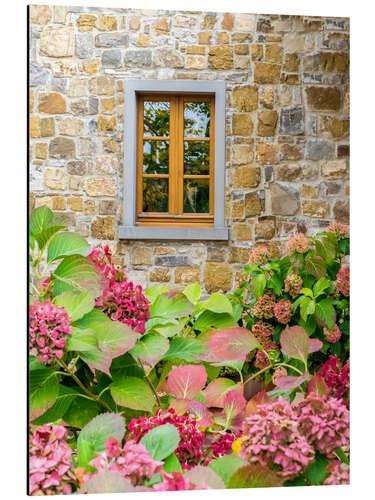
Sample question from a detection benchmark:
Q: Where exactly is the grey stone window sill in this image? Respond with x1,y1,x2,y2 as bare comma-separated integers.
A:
121,79,228,241
118,226,229,241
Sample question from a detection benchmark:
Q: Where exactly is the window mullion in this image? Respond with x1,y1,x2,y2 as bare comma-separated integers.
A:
177,96,184,215
169,96,178,215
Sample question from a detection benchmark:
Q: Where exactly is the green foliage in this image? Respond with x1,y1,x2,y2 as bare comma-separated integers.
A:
306,452,329,485
110,376,156,412
140,424,180,461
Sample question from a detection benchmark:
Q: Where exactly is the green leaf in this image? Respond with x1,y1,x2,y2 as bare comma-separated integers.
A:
47,232,90,263
279,256,291,279
150,293,193,320
163,453,182,473
78,440,96,472
140,424,180,461
29,206,53,236
227,464,284,488
315,298,336,329
209,455,244,486
193,310,237,332
78,413,125,454
300,297,315,322
338,238,350,255
63,397,100,429
34,225,66,253
267,274,283,296
334,447,350,465
305,256,327,279
32,386,78,425
162,337,206,362
201,293,233,315
29,369,59,421
110,376,156,412
313,277,331,297
66,327,98,352
301,288,313,298
54,290,95,322
183,283,201,304
110,353,144,380
306,452,328,485
53,255,103,297
144,285,169,304
315,238,336,263
130,333,169,366
250,273,266,298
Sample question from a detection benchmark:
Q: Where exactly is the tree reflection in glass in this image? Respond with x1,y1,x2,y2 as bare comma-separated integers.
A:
184,141,209,175
184,102,210,137
144,101,170,137
143,141,169,174
143,178,168,212
183,179,209,213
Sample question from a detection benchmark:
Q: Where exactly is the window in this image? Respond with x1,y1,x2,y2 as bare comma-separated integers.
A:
120,80,228,240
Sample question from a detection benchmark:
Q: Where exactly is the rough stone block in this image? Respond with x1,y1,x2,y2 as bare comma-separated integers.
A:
270,183,299,215
257,110,278,137
91,216,115,240
38,93,66,114
40,26,74,57
306,139,335,160
131,247,153,266
175,266,200,283
49,137,75,159
279,107,304,135
233,85,258,112
155,255,190,267
233,166,260,188
204,262,232,292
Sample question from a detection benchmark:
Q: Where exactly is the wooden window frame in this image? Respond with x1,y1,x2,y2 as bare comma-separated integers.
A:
136,92,215,228
120,80,228,241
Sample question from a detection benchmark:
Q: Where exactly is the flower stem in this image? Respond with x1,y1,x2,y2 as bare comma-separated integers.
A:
137,357,161,407
57,359,112,412
278,363,304,376
243,365,272,386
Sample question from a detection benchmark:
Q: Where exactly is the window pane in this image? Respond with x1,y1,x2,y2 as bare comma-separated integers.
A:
144,101,170,137
143,178,169,213
184,141,210,175
183,179,210,214
143,140,169,174
184,102,210,137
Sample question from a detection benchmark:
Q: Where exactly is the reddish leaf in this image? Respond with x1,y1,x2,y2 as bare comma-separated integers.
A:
204,378,237,408
280,325,310,363
243,378,265,401
309,338,323,353
306,374,329,396
184,466,225,489
187,401,213,426
223,389,246,421
274,372,309,390
208,327,260,362
245,390,270,416
167,365,207,399
169,398,189,415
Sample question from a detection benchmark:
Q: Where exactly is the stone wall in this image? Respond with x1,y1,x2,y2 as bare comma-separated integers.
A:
29,5,350,293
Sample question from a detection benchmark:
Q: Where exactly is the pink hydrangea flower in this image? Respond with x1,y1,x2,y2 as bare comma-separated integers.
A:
252,294,275,320
287,233,310,255
89,245,118,282
272,366,288,385
335,267,350,297
128,409,205,469
323,460,350,485
284,273,303,298
327,223,349,240
320,356,349,400
29,300,72,362
274,299,293,324
153,471,202,491
96,280,150,334
239,397,315,479
88,437,163,486
29,424,76,495
323,324,342,343
249,246,271,266
296,392,349,455
251,321,279,369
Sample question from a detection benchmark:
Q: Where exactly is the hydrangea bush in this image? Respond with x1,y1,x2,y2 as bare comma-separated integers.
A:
28,206,350,494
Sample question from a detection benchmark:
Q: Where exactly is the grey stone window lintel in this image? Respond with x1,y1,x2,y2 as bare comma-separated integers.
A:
119,79,228,241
